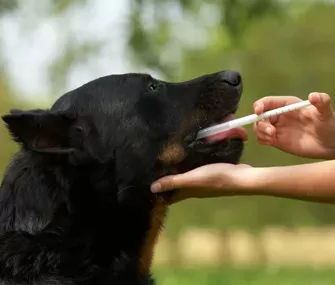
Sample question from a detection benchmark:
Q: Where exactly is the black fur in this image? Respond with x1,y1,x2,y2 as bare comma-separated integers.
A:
0,71,244,284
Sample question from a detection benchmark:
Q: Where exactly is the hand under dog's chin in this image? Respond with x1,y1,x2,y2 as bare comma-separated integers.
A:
154,139,244,204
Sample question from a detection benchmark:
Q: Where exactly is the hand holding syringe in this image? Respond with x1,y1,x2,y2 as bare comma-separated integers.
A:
196,100,311,140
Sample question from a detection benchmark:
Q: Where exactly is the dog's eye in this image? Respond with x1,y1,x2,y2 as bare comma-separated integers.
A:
147,83,159,92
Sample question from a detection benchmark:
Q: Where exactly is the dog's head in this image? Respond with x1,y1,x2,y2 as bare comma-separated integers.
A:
1,71,245,201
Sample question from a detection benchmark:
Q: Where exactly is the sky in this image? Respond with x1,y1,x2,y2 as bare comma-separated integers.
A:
0,0,135,102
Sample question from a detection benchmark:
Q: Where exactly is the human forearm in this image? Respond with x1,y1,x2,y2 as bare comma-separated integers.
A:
243,160,335,204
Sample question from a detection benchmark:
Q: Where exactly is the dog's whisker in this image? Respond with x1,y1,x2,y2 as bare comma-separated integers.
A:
117,185,136,196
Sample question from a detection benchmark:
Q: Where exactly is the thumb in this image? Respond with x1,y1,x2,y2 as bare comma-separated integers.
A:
309,92,334,119
151,174,187,193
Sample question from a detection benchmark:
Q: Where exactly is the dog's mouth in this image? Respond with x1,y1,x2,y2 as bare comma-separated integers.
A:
202,113,248,142
184,110,248,148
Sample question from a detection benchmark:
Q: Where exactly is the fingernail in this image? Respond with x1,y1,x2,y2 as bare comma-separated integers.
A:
151,183,161,193
265,127,272,135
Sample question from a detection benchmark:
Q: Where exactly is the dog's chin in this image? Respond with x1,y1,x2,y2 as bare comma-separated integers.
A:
152,139,243,205
182,138,244,167
180,110,247,169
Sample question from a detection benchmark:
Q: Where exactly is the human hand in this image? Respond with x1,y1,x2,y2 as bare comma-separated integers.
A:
151,163,256,203
253,92,335,159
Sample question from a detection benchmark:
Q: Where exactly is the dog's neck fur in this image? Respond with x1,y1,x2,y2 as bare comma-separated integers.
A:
0,149,164,284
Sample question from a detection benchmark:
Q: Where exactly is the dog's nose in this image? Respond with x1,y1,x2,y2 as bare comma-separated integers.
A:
222,70,242,87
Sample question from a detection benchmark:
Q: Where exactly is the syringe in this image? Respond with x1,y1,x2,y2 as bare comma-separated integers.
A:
196,100,311,140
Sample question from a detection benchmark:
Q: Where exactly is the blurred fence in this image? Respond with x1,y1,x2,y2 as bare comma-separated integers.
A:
153,227,335,268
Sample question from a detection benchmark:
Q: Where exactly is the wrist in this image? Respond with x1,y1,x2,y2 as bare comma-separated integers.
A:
233,167,268,195
327,148,335,160
325,115,335,159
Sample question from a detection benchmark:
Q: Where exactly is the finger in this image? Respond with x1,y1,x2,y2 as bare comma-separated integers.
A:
308,92,334,120
151,173,190,193
257,138,273,146
256,132,274,144
253,96,301,115
253,120,276,136
253,101,264,115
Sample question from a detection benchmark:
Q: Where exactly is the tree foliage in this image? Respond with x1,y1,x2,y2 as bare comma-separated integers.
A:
127,0,287,79
0,70,18,177
0,0,17,15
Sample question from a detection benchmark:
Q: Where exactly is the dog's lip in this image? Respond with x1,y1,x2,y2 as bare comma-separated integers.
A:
184,108,240,146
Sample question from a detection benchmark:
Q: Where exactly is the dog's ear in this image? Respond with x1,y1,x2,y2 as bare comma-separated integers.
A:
1,109,77,154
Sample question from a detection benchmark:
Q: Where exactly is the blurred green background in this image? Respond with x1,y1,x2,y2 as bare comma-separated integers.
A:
2,0,335,283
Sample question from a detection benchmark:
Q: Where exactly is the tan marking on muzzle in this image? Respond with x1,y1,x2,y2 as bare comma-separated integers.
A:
157,142,185,165
139,199,168,275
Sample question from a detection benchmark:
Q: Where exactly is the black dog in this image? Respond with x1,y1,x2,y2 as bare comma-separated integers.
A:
0,70,245,285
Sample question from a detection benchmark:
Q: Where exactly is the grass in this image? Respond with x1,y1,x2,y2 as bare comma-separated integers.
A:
153,267,335,285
